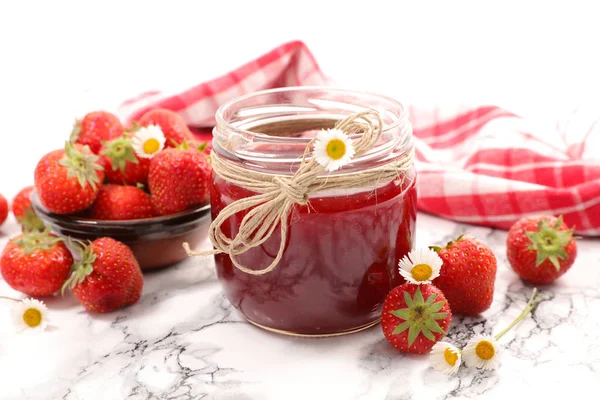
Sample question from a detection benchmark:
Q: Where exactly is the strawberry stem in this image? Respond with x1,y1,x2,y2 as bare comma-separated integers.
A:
429,234,466,253
495,288,540,341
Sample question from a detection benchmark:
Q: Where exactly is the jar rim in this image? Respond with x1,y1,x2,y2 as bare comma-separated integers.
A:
213,86,413,174
215,86,408,137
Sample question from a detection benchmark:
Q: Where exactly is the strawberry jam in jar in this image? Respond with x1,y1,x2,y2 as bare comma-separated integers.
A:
210,87,416,336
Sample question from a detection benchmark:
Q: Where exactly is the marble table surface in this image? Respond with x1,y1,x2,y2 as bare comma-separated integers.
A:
1,212,599,400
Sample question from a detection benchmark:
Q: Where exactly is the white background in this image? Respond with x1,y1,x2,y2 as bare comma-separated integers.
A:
1,0,599,200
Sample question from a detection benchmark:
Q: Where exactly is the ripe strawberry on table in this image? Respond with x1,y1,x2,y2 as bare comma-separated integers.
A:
101,135,150,186
0,193,8,226
70,110,124,154
34,142,105,215
381,283,452,354
0,230,73,297
90,184,155,220
137,108,195,148
12,186,45,231
507,215,577,284
431,235,497,315
62,237,143,313
149,145,211,215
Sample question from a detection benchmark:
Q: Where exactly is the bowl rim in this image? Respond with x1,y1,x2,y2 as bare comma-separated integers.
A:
31,190,210,229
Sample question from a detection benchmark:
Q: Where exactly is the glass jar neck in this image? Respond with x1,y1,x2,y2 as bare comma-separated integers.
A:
213,86,413,175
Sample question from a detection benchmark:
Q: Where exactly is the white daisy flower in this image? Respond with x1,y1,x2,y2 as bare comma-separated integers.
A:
462,335,501,370
131,124,166,159
11,298,49,333
398,248,443,284
313,128,356,172
430,341,462,375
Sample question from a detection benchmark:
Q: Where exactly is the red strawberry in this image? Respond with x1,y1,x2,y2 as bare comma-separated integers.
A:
507,215,577,284
149,147,211,215
101,135,150,186
0,230,73,296
90,184,155,220
70,110,124,154
62,237,143,313
381,283,452,354
0,193,7,226
137,108,195,148
34,142,105,215
431,235,497,315
11,186,45,231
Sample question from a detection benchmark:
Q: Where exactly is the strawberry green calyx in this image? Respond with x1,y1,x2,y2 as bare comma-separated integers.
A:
429,234,465,253
101,136,139,172
390,286,449,346
61,240,96,295
58,141,104,190
11,229,62,255
196,142,208,152
17,209,46,232
125,121,141,133
69,119,82,143
176,140,209,153
175,140,191,150
525,216,574,271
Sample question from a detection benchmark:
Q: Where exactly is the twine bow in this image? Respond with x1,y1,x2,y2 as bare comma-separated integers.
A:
183,111,413,275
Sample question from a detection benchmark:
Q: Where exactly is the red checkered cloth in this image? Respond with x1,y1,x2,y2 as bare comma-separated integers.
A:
118,41,600,236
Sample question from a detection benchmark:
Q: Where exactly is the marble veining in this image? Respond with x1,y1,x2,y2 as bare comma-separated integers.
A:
1,213,599,400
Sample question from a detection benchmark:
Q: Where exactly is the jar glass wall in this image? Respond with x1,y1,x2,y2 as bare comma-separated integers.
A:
210,87,416,336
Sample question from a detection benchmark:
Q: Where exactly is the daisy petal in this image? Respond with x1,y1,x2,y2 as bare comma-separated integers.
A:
398,248,443,284
11,298,49,333
462,335,501,371
430,341,462,375
313,128,355,172
132,125,166,159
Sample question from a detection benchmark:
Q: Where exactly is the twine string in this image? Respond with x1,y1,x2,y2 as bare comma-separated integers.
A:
183,110,413,275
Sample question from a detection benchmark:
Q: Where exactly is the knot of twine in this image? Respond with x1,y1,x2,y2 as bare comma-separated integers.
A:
183,110,413,275
273,176,309,205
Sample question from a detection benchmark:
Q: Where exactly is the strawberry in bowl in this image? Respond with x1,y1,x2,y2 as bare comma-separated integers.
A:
29,110,213,270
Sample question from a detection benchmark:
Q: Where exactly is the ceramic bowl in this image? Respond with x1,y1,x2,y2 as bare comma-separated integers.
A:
31,192,211,270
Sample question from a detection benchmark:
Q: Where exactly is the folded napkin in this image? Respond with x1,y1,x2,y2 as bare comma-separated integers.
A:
118,41,600,236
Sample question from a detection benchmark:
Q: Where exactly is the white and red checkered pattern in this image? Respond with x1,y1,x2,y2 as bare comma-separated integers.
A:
118,41,327,128
118,41,600,236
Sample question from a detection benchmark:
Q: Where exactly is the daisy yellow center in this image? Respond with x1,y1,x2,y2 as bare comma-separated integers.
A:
411,264,433,281
23,308,42,328
475,340,496,360
444,348,458,366
326,139,346,160
143,138,161,155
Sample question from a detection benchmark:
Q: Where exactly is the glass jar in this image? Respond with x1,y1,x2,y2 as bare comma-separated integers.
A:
210,87,416,337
